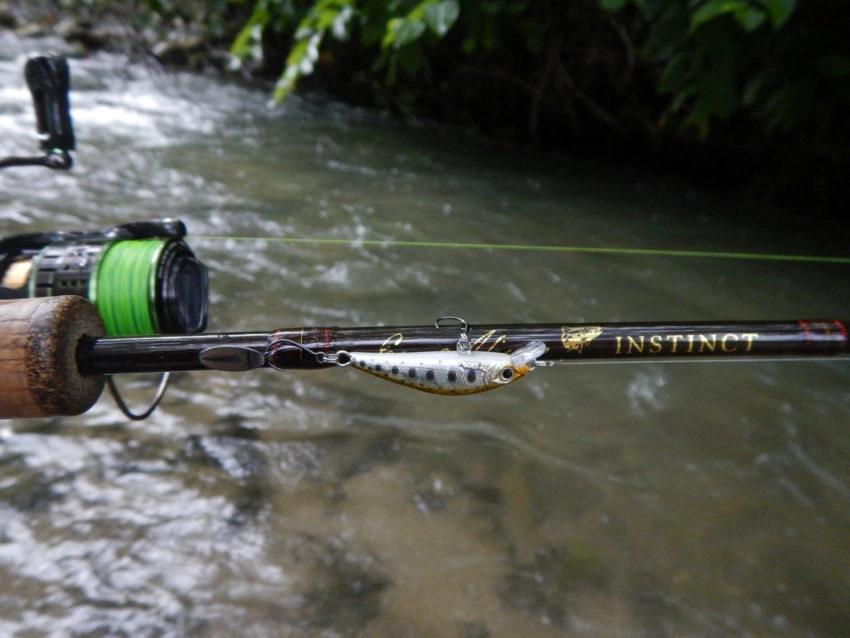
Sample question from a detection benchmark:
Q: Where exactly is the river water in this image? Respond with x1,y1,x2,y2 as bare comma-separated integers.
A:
2,31,850,637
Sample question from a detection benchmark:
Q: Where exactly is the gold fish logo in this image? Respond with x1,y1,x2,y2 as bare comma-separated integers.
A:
561,326,602,354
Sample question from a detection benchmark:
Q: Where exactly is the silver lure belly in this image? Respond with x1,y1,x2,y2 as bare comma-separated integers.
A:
339,345,543,395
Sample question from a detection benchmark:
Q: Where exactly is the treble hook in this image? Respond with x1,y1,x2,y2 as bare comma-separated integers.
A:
435,316,471,353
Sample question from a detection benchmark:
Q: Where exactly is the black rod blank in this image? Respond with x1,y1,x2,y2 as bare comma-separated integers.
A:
78,319,850,375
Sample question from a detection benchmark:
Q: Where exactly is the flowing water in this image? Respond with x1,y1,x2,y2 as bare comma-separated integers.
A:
2,31,850,637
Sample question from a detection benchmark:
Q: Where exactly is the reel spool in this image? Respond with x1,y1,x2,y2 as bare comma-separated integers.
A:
0,219,208,336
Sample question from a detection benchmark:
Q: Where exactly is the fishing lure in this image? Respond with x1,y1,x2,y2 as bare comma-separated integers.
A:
202,318,548,395
326,340,547,395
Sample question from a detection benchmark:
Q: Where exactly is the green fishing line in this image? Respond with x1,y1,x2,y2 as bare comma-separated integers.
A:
90,239,165,335
196,235,850,265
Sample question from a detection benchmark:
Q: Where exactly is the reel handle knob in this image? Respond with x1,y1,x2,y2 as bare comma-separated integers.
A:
24,55,75,168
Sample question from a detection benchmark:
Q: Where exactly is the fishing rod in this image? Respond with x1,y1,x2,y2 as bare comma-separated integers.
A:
1,292,847,420
1,54,848,421
79,317,850,376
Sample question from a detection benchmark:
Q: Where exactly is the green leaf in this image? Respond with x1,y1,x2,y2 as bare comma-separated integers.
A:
690,0,766,33
733,6,767,31
658,51,694,94
760,0,796,28
273,28,324,102
383,17,426,50
395,18,426,46
229,4,270,58
382,17,401,49
331,4,355,39
273,64,302,102
382,0,459,49
423,0,459,37
690,0,732,28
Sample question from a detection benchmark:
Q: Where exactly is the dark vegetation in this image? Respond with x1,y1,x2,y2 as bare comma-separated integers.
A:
4,1,848,218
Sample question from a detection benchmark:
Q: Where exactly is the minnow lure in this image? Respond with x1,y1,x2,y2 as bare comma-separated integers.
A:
329,340,547,395
198,318,549,395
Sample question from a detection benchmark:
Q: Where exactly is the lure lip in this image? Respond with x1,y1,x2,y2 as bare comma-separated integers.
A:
509,340,547,367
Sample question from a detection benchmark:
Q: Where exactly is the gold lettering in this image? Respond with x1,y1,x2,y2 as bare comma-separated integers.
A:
649,335,663,354
627,336,644,354
741,333,758,351
380,332,404,353
698,334,717,353
666,335,684,353
721,333,738,352
472,329,497,351
612,331,761,356
488,334,507,351
472,330,507,351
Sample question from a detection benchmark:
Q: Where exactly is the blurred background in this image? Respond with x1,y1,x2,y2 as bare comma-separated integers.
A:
2,5,850,636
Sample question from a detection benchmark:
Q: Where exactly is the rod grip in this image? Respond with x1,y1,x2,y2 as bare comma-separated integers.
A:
0,296,105,419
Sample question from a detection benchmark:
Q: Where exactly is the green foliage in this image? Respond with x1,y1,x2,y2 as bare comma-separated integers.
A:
229,0,462,100
54,0,846,210
54,0,847,209
225,0,848,184
599,0,808,136
273,0,356,100
599,0,795,29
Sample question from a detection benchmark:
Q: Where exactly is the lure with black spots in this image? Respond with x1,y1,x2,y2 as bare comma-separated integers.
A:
334,341,547,395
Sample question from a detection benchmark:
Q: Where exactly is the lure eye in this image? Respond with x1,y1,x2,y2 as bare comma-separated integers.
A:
500,367,514,381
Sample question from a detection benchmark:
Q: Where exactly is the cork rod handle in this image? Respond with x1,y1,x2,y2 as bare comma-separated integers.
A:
0,296,105,419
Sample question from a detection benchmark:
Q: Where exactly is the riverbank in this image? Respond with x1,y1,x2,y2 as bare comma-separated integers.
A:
2,1,847,226
0,1,236,72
